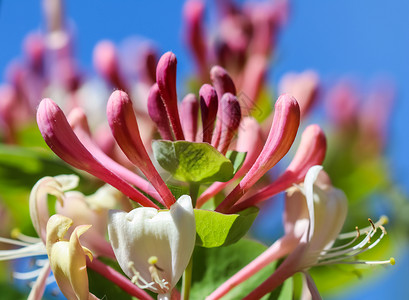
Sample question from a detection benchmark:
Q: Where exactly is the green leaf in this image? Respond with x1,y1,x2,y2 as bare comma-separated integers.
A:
225,150,247,174
152,140,234,183
191,239,279,299
194,207,259,248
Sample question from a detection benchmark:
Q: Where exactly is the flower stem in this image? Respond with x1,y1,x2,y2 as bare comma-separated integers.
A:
181,255,193,300
88,258,153,300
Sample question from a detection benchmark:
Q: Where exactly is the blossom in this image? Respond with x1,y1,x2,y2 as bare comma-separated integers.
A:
45,214,97,300
108,195,196,299
208,166,394,300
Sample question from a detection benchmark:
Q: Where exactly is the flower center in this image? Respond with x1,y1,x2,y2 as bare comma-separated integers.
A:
128,256,170,294
311,216,395,267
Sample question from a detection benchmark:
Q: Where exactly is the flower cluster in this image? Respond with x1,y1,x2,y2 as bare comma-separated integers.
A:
0,0,397,299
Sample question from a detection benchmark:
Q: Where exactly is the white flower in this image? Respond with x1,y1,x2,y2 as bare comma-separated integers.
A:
108,195,196,299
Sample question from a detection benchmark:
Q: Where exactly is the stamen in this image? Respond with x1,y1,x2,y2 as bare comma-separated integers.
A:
11,229,42,244
128,261,157,291
148,256,169,292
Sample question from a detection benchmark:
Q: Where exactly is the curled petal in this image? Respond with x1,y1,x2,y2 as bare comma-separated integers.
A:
46,214,95,300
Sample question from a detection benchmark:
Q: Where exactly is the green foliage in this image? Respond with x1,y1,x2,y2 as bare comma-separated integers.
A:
191,239,293,299
194,207,259,248
225,150,247,174
152,141,234,183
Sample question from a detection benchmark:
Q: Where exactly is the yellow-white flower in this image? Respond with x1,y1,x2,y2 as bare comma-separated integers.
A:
108,195,196,299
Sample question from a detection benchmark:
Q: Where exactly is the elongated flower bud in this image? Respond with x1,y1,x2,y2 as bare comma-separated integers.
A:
199,84,218,143
217,93,241,154
231,124,326,212
37,98,158,208
156,52,184,140
216,94,300,213
107,90,176,208
68,107,160,201
93,40,127,91
180,93,199,142
147,83,174,140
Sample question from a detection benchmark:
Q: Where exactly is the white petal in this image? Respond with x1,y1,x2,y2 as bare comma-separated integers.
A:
304,165,323,240
108,195,196,292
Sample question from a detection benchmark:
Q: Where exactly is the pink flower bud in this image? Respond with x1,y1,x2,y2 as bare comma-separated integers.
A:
231,124,326,212
37,98,158,208
147,83,174,140
216,94,300,213
240,54,267,109
210,65,237,98
107,90,176,208
93,40,127,91
136,44,158,85
183,0,208,80
23,33,46,74
199,84,218,143
217,93,241,154
156,51,184,140
180,93,199,142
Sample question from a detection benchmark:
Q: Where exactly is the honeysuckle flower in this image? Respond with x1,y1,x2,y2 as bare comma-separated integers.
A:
108,195,196,299
216,93,241,154
107,90,176,208
45,214,98,300
208,166,393,300
37,98,159,208
231,124,327,212
216,93,300,213
148,83,174,141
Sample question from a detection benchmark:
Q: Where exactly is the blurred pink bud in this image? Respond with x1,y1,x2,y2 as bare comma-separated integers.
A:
279,71,319,118
217,93,241,154
183,0,208,80
210,65,237,98
325,81,360,127
147,83,174,140
196,117,263,208
240,54,267,108
93,40,127,91
107,90,176,208
231,124,326,212
180,93,199,142
23,33,46,73
156,51,185,140
216,94,300,213
199,83,218,143
37,98,158,208
136,44,158,85
0,84,18,143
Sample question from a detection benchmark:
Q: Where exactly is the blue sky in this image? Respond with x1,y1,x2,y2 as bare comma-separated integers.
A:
0,0,408,298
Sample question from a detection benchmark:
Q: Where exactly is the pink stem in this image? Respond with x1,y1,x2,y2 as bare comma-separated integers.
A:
88,259,153,300
207,234,297,300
